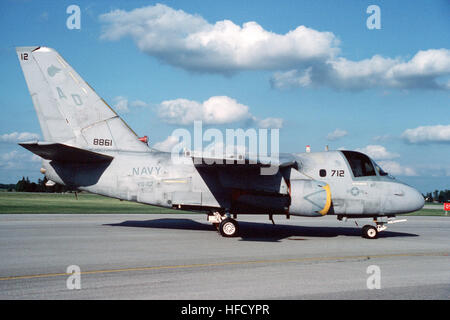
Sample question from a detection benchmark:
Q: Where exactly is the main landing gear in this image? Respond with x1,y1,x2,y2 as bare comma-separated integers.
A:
208,211,239,237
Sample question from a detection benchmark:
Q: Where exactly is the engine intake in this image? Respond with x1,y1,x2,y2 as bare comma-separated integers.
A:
289,180,331,217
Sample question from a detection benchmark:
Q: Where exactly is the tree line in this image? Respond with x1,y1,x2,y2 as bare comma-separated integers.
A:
2,177,72,193
424,190,450,203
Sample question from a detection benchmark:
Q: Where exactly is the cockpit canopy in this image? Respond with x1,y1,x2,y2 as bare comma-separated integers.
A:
341,150,390,178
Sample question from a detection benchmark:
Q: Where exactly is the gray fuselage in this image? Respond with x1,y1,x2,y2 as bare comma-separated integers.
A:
41,149,425,218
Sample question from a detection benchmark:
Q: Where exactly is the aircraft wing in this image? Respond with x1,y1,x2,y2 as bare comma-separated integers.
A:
19,141,114,163
191,153,298,170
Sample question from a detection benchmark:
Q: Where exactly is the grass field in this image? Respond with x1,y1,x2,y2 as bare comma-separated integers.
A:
0,192,447,216
405,209,448,216
0,192,182,214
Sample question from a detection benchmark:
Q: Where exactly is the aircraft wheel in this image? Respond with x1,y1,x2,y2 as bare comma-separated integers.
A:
362,225,378,239
219,218,239,237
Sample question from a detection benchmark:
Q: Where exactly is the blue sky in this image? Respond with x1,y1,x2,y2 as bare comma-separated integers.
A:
0,0,449,193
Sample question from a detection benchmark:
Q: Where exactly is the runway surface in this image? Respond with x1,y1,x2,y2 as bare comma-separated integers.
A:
0,214,449,299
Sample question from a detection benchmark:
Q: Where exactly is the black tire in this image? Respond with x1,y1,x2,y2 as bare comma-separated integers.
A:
219,218,239,237
362,225,378,239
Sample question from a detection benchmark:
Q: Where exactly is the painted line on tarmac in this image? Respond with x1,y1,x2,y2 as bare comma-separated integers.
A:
0,252,448,281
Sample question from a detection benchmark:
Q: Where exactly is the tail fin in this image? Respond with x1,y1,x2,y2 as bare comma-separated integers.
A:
16,46,149,152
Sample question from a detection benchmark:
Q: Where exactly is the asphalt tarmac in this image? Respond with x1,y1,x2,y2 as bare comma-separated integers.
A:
0,214,449,299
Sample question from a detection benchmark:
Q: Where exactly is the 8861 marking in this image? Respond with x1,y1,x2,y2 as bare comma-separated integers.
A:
93,138,113,146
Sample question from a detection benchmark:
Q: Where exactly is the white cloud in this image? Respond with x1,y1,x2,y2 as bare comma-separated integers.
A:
401,125,450,144
130,100,149,108
372,134,392,142
354,145,417,177
0,132,40,143
1,150,19,161
158,95,283,128
326,129,348,141
256,117,283,129
0,150,41,170
112,96,130,113
377,160,417,176
272,49,450,90
356,145,399,160
99,4,450,91
30,154,41,162
152,135,180,152
158,96,251,125
99,4,339,74
112,97,150,112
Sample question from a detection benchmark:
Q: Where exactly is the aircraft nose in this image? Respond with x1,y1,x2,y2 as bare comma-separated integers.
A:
402,185,425,213
384,183,424,214
406,187,425,211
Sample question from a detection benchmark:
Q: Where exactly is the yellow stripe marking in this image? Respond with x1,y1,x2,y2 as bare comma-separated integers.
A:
56,55,66,68
162,179,187,184
319,184,332,215
68,71,79,83
0,252,447,282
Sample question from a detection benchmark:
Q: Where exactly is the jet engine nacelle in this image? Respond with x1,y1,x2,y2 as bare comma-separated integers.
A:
289,179,331,217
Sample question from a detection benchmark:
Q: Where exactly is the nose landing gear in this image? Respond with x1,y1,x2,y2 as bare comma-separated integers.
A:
362,225,378,239
362,218,407,239
338,215,407,239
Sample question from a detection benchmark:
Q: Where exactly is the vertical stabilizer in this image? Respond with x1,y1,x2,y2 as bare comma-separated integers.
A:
16,46,149,152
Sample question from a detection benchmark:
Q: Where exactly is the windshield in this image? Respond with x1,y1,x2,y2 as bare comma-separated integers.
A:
341,151,376,177
373,161,388,176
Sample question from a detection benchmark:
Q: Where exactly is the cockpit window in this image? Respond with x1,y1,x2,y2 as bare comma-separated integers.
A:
374,162,388,176
342,151,376,177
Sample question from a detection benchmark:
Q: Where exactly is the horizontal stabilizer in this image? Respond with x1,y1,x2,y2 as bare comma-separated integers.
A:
19,142,114,163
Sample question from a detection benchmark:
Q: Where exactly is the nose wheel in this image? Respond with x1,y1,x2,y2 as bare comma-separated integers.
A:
362,225,378,239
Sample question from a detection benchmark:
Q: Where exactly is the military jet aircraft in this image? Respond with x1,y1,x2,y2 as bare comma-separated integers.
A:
16,46,424,239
